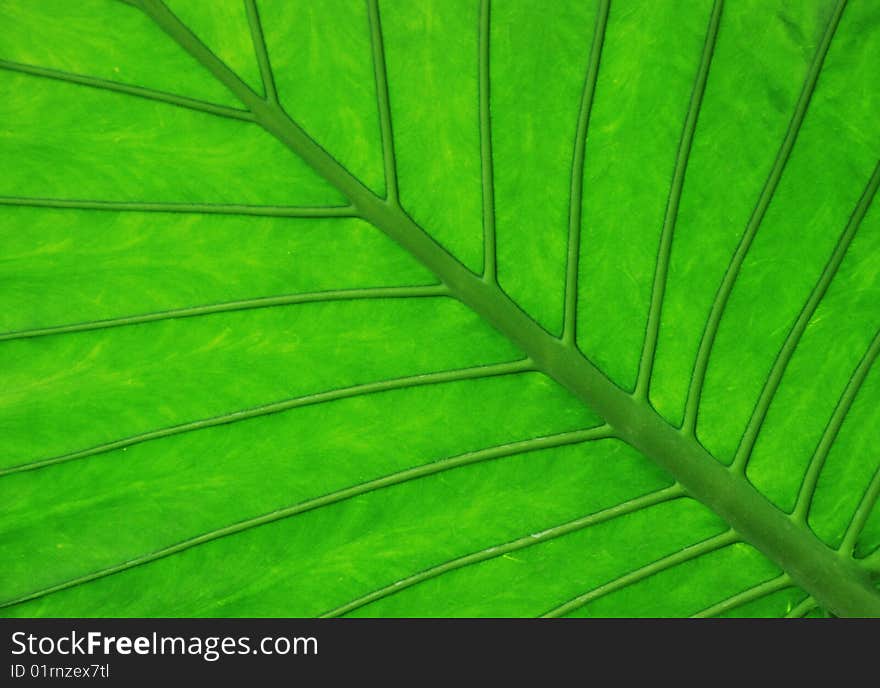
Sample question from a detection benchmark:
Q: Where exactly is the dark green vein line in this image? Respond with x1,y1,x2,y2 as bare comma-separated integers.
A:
682,0,847,434
634,0,723,398
0,358,531,478
841,463,880,557
478,0,497,283
542,530,739,618
244,0,277,104
561,0,609,346
0,196,356,217
322,482,682,618
0,285,449,344
691,573,791,618
368,0,399,205
734,161,880,473
785,596,817,618
0,58,253,122
793,327,880,522
0,426,610,610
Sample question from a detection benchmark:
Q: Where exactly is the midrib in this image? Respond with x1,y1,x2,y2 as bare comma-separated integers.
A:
139,0,880,617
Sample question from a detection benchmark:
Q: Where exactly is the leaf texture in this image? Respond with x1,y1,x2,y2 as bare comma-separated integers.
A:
0,0,879,618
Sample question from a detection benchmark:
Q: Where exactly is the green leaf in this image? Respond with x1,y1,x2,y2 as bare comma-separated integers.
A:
1,0,878,618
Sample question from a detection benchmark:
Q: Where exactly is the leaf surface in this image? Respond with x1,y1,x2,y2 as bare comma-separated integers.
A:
1,0,879,618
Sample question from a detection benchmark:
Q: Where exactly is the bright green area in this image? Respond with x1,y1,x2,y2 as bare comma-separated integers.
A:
165,0,264,95
3,437,666,618
491,1,597,334
697,0,880,464
1,0,878,618
350,496,717,618
0,0,238,105
0,209,434,333
648,0,834,424
0,70,342,205
260,0,386,196
0,299,520,467
577,0,712,389
746,199,880,512
567,542,780,618
808,360,880,549
381,0,484,272
0,373,602,609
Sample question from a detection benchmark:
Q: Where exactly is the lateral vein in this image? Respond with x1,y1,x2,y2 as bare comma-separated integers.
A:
682,0,847,434
793,328,880,521
785,595,818,618
0,196,356,217
321,481,682,618
691,573,791,618
0,285,448,344
124,0,880,617
840,462,880,557
478,0,497,282
733,160,880,473
634,0,723,396
0,358,531,477
0,425,610,609
562,0,610,345
542,530,739,617
244,0,278,104
0,58,254,122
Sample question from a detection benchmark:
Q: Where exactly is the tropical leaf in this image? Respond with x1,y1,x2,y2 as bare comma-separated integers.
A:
1,0,879,618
